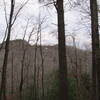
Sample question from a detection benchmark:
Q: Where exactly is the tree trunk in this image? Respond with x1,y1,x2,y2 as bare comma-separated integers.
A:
11,52,14,96
90,0,100,100
19,49,25,100
0,0,14,100
56,0,68,100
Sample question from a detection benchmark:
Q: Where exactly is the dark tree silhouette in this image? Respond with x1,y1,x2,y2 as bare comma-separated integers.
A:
56,1,68,100
90,0,100,100
38,0,68,100
0,0,15,100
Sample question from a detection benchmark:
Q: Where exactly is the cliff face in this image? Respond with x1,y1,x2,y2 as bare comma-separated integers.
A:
0,39,92,94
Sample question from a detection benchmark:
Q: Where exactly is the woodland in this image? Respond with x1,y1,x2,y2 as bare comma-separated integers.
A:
0,0,100,100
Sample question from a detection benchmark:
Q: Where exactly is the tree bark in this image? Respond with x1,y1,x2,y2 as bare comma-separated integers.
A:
56,0,68,100
11,52,14,96
90,0,100,100
0,0,14,100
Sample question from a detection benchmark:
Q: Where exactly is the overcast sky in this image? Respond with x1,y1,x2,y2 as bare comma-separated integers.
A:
0,0,99,49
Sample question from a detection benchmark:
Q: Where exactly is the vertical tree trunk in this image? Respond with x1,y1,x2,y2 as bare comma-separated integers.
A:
90,0,100,100
11,52,14,96
19,49,26,100
33,44,38,100
73,38,81,100
0,0,14,100
19,22,29,100
39,16,44,100
56,0,68,100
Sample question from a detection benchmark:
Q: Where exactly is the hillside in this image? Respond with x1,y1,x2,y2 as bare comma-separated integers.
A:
0,39,92,95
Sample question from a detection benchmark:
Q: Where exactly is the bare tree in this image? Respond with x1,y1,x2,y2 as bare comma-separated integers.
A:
19,19,29,100
33,28,40,100
66,35,81,100
19,19,35,100
39,0,68,100
0,0,29,100
0,0,15,100
38,15,45,100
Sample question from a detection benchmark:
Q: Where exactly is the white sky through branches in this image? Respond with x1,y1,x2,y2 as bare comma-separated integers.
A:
0,0,98,49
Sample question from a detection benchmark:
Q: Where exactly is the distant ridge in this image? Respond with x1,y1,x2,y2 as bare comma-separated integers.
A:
0,39,32,50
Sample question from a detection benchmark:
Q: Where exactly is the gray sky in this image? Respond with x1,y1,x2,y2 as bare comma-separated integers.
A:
0,0,98,49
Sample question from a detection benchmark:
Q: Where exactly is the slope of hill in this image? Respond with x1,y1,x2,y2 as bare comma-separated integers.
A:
0,39,92,95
